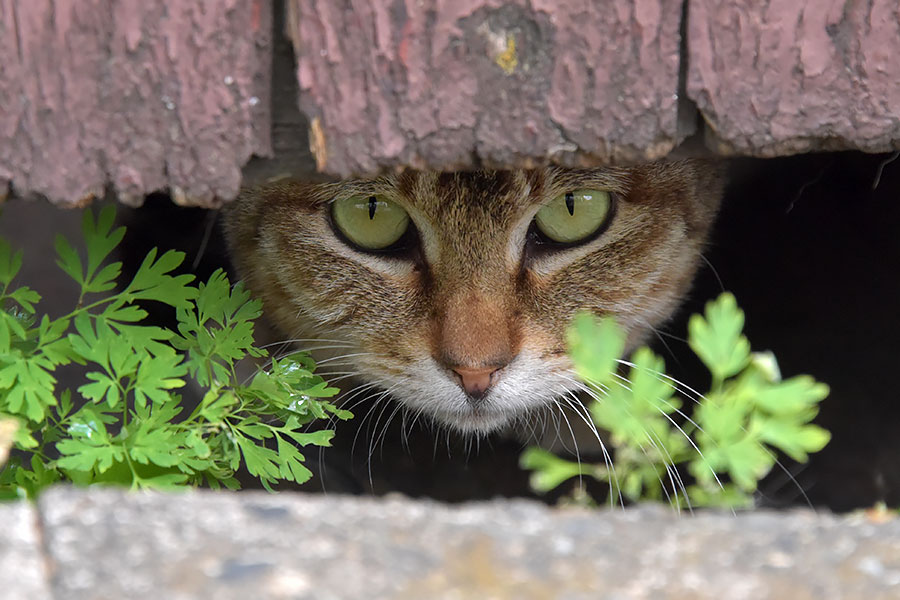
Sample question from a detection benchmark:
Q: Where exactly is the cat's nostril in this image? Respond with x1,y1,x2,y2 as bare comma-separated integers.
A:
452,365,501,401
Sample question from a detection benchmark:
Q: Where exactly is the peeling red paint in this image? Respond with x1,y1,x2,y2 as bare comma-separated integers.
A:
688,0,900,156
290,0,686,177
0,0,272,207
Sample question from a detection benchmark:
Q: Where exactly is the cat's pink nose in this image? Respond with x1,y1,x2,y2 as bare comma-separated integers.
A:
452,366,500,401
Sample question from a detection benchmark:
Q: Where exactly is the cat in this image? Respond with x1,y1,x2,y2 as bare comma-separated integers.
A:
224,160,724,436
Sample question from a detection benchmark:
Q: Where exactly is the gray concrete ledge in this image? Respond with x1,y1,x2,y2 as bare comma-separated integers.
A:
2,487,899,599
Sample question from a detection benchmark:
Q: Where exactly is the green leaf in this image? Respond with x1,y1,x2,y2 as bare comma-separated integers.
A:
567,312,625,389
83,262,122,294
133,352,186,407
520,447,589,492
82,205,126,286
8,287,41,313
1,311,28,342
694,431,773,492
54,234,84,285
57,411,123,474
275,436,313,484
688,292,751,382
126,248,197,309
235,434,281,484
693,394,748,445
626,347,679,415
1,358,57,422
78,372,121,408
753,376,830,416
129,427,182,468
0,239,23,285
756,418,831,462
57,439,123,474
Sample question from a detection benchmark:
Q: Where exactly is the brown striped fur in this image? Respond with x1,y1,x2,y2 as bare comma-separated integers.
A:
224,161,724,433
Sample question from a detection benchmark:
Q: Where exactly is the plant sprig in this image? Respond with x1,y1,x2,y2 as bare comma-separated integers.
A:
0,205,351,499
521,293,830,509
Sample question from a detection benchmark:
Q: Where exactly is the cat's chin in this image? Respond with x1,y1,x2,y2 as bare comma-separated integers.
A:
427,406,517,435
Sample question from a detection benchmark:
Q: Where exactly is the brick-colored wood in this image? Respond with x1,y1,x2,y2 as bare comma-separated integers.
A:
3,1,900,207
0,0,272,207
688,0,900,157
287,0,689,178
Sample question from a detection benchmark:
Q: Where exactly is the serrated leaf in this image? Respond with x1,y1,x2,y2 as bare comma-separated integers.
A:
102,304,148,323
275,436,313,484
688,292,751,381
756,418,831,462
41,338,78,366
567,312,625,389
78,372,121,408
285,428,334,447
2,310,28,341
133,353,186,407
129,427,181,467
57,412,121,474
235,435,281,483
54,234,84,285
695,432,773,492
694,395,748,445
519,447,587,492
627,347,679,414
753,376,830,416
185,431,211,459
82,205,125,285
57,439,123,474
8,286,41,313
83,261,122,294
1,359,57,421
0,239,22,285
127,248,196,309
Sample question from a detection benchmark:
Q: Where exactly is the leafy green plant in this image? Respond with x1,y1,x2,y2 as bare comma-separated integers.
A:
521,293,830,509
0,206,350,499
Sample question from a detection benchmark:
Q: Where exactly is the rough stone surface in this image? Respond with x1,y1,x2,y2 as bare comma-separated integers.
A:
287,0,689,177
688,0,900,157
0,0,272,207
0,501,51,600
14,487,900,599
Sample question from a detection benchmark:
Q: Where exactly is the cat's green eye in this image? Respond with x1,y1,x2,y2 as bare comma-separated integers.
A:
534,189,612,244
332,194,411,250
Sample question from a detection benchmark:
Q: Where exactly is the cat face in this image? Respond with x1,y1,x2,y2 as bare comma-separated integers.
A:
225,161,723,434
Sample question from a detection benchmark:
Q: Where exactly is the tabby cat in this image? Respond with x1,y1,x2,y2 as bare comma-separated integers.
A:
224,161,723,435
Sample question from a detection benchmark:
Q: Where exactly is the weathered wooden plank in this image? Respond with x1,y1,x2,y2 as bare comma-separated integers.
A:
287,0,689,178
0,0,272,207
688,0,900,157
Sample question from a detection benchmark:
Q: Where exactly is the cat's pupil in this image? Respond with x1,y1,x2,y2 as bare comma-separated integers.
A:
565,192,575,216
367,196,378,220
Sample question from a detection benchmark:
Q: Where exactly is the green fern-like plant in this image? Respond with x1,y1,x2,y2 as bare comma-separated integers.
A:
0,206,351,499
521,293,830,509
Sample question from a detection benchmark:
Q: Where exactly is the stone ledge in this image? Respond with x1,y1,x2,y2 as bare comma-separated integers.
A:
2,487,898,599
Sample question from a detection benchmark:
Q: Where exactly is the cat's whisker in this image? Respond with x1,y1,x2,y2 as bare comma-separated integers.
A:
261,338,356,349
349,392,390,477
547,391,585,493
568,369,697,512
364,382,407,489
560,394,624,510
610,363,814,509
574,377,688,513
372,388,409,458
553,386,624,510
